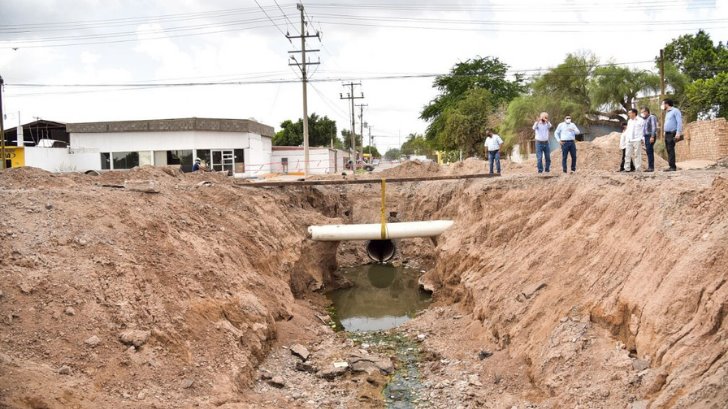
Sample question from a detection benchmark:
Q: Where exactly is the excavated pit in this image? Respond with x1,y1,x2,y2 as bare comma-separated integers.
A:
2,139,728,408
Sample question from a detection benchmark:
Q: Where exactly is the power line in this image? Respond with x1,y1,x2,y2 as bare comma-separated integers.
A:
273,0,300,35
253,0,290,40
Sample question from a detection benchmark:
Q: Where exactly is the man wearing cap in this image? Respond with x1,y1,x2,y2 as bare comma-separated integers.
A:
192,157,202,172
554,115,580,174
532,112,552,173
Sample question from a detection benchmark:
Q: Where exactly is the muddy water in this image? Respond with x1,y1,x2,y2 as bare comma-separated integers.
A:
327,264,431,332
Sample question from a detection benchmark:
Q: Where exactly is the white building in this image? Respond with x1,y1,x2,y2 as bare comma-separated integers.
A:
271,146,350,175
4,118,275,177
65,117,273,177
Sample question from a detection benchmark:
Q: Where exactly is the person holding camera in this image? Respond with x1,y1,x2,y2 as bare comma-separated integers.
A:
532,112,552,173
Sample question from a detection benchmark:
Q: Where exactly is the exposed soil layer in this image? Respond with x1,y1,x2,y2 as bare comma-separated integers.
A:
1,136,727,408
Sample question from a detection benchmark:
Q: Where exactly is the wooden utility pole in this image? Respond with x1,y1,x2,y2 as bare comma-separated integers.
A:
357,103,368,160
0,75,5,170
340,82,363,169
287,4,320,177
659,49,666,141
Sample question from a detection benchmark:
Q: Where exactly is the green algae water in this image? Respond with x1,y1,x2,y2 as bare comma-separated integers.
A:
326,264,431,332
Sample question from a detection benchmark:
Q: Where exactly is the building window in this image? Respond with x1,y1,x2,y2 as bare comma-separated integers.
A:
112,152,139,169
167,150,193,172
101,153,111,170
196,149,211,168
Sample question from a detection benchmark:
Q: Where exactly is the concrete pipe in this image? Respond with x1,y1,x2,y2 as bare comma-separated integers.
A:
308,220,454,263
307,220,454,241
366,239,396,263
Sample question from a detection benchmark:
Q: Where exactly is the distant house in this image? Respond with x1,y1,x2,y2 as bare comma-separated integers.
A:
271,146,350,175
3,117,275,177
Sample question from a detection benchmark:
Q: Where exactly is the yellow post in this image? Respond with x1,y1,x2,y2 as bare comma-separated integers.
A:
380,178,387,239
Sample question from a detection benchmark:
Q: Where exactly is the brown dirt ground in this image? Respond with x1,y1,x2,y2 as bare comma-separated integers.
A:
1,138,726,408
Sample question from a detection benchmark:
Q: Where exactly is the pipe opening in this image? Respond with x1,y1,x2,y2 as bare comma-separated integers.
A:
366,240,396,263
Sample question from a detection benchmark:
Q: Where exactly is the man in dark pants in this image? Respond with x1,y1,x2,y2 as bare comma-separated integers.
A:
555,115,580,173
641,107,658,172
662,99,683,171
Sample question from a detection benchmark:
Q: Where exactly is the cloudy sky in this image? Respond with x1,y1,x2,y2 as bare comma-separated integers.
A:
1,0,726,152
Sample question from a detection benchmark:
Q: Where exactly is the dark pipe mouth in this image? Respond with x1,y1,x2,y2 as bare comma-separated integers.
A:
366,239,396,263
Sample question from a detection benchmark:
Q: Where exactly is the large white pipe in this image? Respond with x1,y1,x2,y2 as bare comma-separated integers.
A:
308,220,454,241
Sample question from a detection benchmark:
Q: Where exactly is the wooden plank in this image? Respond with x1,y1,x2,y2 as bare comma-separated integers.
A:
235,173,500,188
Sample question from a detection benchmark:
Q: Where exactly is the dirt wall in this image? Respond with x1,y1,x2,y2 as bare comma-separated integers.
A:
0,167,344,408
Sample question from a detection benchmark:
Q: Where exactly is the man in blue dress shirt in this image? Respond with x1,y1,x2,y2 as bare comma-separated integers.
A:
555,115,580,174
662,99,683,172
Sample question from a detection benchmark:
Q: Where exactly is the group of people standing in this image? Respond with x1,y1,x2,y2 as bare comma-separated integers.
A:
532,113,582,174
484,98,684,175
529,98,683,174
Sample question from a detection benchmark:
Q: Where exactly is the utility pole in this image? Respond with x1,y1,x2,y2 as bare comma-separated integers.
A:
340,82,363,170
659,49,666,142
287,4,320,177
368,125,372,156
0,75,5,170
357,103,368,160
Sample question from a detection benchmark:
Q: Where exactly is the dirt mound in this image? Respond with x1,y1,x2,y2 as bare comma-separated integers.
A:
0,171,346,408
381,160,442,178
409,172,728,407
446,157,488,175
592,131,622,148
0,166,78,189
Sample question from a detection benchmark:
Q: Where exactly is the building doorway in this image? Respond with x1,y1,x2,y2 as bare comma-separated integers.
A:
211,150,234,173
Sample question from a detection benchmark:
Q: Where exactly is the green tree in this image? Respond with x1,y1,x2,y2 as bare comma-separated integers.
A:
438,88,495,155
401,133,434,157
590,64,659,119
362,146,381,158
686,72,728,119
420,56,525,148
340,129,363,151
272,113,338,147
384,148,401,161
661,30,728,81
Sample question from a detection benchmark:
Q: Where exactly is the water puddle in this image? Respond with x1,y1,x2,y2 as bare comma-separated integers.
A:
326,264,432,332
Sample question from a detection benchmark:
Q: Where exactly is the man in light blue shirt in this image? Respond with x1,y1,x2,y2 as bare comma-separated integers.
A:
554,115,580,173
662,98,683,171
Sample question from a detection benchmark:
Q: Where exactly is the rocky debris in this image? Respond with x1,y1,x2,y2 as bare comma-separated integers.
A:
268,376,286,388
631,400,650,409
45,203,53,210
289,344,310,361
118,329,151,348
124,179,160,193
348,352,394,375
84,335,101,347
258,370,273,381
181,379,194,389
318,363,349,380
632,358,650,372
478,350,493,360
64,307,76,316
294,361,317,373
417,333,427,342
19,282,34,294
58,365,71,375
518,282,547,301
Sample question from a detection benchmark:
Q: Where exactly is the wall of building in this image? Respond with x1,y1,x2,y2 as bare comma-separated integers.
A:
271,148,336,174
71,130,272,176
676,118,728,162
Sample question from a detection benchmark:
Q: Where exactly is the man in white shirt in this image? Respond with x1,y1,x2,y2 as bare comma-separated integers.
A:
554,115,580,173
532,112,552,173
624,108,645,172
484,129,504,175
